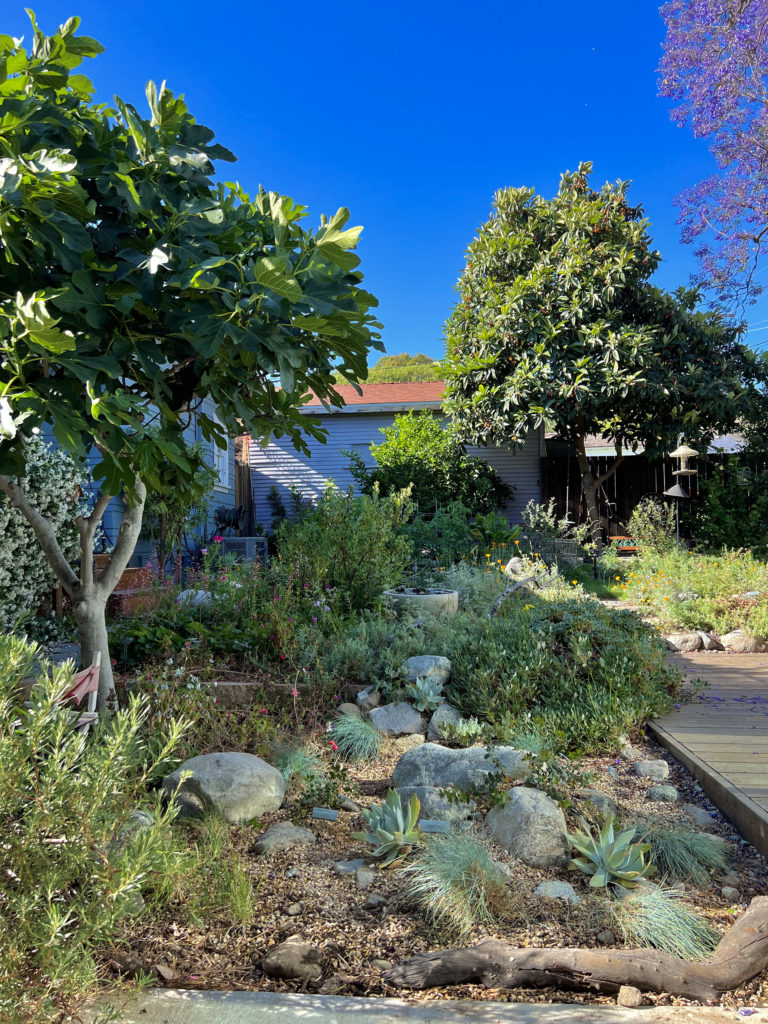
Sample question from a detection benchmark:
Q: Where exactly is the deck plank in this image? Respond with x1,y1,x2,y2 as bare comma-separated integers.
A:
649,651,768,858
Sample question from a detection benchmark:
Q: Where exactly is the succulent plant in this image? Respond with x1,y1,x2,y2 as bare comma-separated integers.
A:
352,788,421,867
566,814,654,889
405,676,445,712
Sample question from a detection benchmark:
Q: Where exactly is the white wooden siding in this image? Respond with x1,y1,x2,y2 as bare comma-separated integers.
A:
249,414,541,528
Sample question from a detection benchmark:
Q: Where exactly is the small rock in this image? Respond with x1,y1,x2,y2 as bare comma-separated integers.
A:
355,867,377,888
596,929,616,945
721,886,740,902
401,655,452,688
619,744,643,763
369,702,423,736
393,734,425,753
339,797,363,812
286,902,304,916
363,893,388,910
648,785,679,803
154,963,178,984
698,631,724,651
333,858,366,875
665,631,703,653
720,870,741,887
720,629,768,654
534,881,580,905
427,702,466,742
285,867,299,878
370,959,392,970
682,803,715,828
634,759,670,781
262,935,323,981
337,702,361,718
576,788,617,819
617,985,644,1008
251,822,316,855
356,688,381,711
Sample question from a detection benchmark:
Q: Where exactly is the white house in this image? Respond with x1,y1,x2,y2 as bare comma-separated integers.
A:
248,380,544,528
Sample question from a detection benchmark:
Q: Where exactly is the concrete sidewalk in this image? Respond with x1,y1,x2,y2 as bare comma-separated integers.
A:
80,988,764,1024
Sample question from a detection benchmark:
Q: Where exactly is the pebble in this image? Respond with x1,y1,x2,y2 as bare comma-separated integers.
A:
682,803,715,828
721,886,740,902
370,959,392,970
355,867,377,888
596,929,616,945
617,986,644,1008
333,858,366,875
285,867,299,878
286,902,304,916
720,870,741,887
534,881,581,905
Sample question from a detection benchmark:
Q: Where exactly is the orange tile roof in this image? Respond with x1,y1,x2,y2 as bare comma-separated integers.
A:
305,380,446,408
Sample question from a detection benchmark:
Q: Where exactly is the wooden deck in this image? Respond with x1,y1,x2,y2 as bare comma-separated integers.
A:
649,651,768,858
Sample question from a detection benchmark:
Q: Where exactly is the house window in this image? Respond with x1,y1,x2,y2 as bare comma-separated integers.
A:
210,413,229,491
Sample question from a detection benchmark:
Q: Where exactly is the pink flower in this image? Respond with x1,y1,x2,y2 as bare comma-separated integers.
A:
328,739,338,752
259,707,267,714
213,535,223,543
292,687,299,697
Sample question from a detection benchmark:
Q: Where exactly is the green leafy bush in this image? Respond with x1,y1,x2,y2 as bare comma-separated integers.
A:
605,885,719,960
352,788,421,867
346,410,511,514
404,832,515,938
687,455,768,556
567,815,654,889
277,484,414,612
627,497,677,555
0,635,187,1022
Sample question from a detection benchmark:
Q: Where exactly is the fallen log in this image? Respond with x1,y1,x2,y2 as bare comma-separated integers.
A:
383,895,768,1003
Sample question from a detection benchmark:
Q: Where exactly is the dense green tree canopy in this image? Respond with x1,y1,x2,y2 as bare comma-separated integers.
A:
442,163,765,541
0,14,382,705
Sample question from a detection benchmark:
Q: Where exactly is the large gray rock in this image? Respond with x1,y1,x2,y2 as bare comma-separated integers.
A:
721,629,768,653
396,784,475,822
402,655,452,688
485,786,570,868
163,752,284,824
634,759,670,781
665,631,703,653
251,822,316,855
427,703,466,741
392,742,527,792
369,702,423,736
698,631,724,651
262,936,323,981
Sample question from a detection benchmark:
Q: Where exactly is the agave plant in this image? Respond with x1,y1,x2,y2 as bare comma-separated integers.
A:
405,676,445,713
566,814,654,889
352,789,421,867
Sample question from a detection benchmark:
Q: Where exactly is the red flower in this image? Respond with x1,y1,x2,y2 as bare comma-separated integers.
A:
328,740,338,752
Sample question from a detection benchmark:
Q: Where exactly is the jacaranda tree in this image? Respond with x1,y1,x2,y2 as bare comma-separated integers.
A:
659,0,768,310
0,14,382,708
442,164,765,546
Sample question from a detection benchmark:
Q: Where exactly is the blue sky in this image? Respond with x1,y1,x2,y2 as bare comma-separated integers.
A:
22,1,768,359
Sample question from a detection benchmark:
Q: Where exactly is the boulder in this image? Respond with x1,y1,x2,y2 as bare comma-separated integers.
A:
647,785,679,803
250,822,316,855
535,880,580,905
665,631,703,653
485,786,570,868
396,784,475,822
262,936,323,981
634,759,670,781
427,703,466,741
401,655,452,688
163,752,284,824
720,629,768,654
576,788,617,820
392,742,527,792
369,702,423,736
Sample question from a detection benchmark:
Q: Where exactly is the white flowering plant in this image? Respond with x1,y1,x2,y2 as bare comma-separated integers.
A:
0,436,83,632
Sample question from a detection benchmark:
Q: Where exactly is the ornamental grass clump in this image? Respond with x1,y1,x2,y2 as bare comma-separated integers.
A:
352,788,421,867
606,885,719,960
330,713,383,762
403,832,516,939
567,814,654,889
634,821,730,885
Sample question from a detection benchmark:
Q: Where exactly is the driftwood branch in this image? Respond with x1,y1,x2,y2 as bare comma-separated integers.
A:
384,895,768,1004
